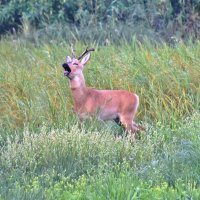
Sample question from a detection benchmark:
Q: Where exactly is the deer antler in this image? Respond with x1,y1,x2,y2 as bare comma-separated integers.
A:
78,47,95,60
71,44,75,59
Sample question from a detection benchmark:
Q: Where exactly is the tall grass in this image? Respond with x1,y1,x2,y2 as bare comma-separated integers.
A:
0,39,199,134
0,39,200,199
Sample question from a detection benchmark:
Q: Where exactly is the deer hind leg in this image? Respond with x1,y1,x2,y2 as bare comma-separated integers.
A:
119,115,139,141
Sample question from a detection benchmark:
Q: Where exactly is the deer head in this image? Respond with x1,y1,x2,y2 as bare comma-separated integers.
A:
62,47,95,80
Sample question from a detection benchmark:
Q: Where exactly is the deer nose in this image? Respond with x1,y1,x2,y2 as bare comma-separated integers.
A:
62,63,71,73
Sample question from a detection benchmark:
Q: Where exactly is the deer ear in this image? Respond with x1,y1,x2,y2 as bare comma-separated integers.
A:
81,53,91,65
66,56,72,63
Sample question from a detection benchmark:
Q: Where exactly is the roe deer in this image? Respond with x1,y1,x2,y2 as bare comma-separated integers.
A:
62,47,143,140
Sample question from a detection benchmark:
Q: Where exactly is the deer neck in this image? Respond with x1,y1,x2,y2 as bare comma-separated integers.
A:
70,74,87,100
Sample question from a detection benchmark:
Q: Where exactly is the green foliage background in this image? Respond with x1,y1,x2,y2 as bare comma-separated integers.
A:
0,0,200,43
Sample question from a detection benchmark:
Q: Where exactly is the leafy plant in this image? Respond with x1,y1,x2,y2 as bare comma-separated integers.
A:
0,0,200,42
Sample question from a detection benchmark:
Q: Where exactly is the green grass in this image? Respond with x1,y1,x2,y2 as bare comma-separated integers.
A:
0,39,200,199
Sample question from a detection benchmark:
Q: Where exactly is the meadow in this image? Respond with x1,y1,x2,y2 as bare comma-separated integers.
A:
0,38,200,199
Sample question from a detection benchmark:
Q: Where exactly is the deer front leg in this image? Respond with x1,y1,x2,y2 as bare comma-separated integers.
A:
75,110,86,129
77,112,93,129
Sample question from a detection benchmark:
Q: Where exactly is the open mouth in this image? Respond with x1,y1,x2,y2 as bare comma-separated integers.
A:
64,71,70,76
62,63,71,77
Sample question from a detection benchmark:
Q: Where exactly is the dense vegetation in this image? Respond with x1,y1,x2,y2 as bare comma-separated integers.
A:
0,0,200,43
0,39,200,199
